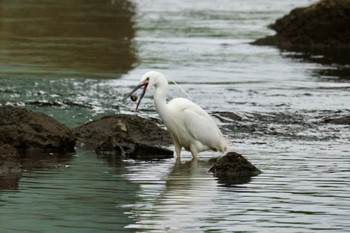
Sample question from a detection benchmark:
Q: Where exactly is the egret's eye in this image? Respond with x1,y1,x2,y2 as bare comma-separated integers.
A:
146,77,150,81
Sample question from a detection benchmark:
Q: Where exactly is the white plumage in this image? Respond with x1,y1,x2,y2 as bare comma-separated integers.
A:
125,71,227,158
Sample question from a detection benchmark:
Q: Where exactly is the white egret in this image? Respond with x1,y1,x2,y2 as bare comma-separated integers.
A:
125,71,228,159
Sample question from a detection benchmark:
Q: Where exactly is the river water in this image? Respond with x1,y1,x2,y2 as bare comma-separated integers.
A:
1,0,350,232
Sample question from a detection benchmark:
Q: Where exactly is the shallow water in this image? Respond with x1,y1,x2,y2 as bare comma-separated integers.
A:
1,0,350,232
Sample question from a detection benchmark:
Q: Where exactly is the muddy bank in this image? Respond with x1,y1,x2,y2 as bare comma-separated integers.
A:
74,114,173,160
253,0,350,49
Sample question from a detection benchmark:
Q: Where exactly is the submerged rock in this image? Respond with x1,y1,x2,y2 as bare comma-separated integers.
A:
253,0,350,49
213,111,244,122
0,144,22,189
324,115,350,125
0,106,76,154
74,114,173,160
209,152,261,185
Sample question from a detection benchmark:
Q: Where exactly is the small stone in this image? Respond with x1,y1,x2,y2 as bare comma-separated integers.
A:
209,151,261,185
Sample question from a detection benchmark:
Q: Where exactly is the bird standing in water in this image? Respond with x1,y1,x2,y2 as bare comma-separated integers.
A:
125,71,227,159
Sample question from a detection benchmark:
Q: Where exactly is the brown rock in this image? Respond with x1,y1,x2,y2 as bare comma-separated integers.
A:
253,0,350,49
74,114,173,160
0,106,76,154
209,152,261,185
213,111,244,122
324,115,350,124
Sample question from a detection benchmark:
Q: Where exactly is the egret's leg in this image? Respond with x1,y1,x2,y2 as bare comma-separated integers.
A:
174,143,182,158
174,144,182,163
221,140,228,154
190,145,198,159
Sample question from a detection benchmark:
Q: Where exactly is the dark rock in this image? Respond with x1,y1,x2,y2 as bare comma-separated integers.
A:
131,143,173,160
324,115,350,124
74,114,173,160
0,106,76,154
213,111,244,122
209,152,261,185
253,0,350,49
0,144,22,189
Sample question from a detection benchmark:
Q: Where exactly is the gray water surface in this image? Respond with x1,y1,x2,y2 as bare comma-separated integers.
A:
1,0,350,232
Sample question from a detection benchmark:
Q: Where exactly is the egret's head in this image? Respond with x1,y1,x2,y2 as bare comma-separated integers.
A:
140,71,166,88
124,71,165,111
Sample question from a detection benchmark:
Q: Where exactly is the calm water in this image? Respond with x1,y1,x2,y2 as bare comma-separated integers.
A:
1,0,350,232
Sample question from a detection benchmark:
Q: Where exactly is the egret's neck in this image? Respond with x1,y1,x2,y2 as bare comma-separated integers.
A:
153,80,169,119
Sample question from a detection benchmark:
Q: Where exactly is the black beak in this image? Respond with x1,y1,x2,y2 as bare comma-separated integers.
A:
124,83,148,111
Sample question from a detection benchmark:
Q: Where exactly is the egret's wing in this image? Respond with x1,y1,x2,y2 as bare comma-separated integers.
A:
181,104,222,144
167,98,226,152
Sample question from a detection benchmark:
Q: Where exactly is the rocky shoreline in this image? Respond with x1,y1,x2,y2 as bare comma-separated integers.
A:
0,106,261,189
1,103,349,189
252,0,350,49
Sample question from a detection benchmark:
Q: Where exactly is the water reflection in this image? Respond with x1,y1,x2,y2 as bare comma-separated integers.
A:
280,47,350,81
215,173,253,186
0,152,73,190
21,152,73,172
125,156,254,231
97,153,126,168
0,150,138,232
0,175,21,190
0,0,136,78
166,158,215,190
